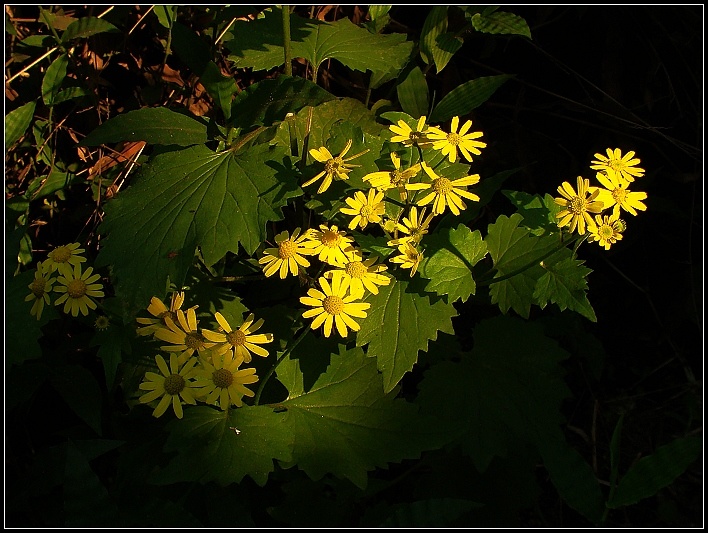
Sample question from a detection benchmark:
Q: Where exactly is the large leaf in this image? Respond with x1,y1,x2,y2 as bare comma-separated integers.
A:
356,277,457,393
5,100,36,150
79,107,209,147
419,224,488,303
429,75,513,123
96,143,300,313
534,256,597,322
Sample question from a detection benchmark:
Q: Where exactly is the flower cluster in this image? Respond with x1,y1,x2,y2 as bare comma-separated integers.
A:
25,243,105,320
554,148,648,250
136,294,274,418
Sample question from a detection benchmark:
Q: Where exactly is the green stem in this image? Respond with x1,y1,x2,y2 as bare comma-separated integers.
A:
282,5,292,76
254,326,310,405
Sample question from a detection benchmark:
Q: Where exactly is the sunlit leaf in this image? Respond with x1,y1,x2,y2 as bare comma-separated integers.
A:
419,6,448,66
5,100,36,151
429,75,513,123
470,11,532,39
534,256,597,322
502,190,562,236
396,66,429,119
60,16,119,43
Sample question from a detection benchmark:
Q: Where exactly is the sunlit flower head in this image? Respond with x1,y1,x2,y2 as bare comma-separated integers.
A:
303,139,369,194
43,242,86,277
590,169,648,218
389,115,434,147
300,276,371,338
154,308,216,365
406,162,481,216
301,224,356,267
138,353,199,419
554,176,605,235
258,227,313,279
53,264,104,317
202,312,273,364
192,350,259,409
587,213,625,250
340,189,386,230
362,152,421,200
136,291,188,337
387,206,435,247
590,148,645,183
390,242,423,277
324,248,390,298
25,265,56,320
426,116,486,163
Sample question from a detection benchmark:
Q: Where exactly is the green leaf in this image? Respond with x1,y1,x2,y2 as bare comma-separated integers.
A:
396,66,429,119
53,85,93,105
419,6,448,66
153,5,176,29
419,224,488,303
27,168,81,200
608,436,702,509
42,53,69,106
502,190,562,236
379,498,483,527
356,277,457,393
5,270,53,366
96,143,300,313
79,107,209,147
534,257,597,322
470,11,532,39
89,321,133,389
429,75,513,123
60,16,119,43
49,361,104,435
432,33,463,74
5,100,36,151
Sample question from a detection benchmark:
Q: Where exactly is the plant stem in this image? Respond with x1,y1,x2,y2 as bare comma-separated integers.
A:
254,325,310,405
282,5,292,76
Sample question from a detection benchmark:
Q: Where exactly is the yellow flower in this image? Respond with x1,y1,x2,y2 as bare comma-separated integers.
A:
389,115,434,147
426,116,486,163
324,248,390,298
192,350,259,409
387,206,435,247
53,264,104,317
554,176,605,235
136,291,189,337
25,265,55,320
390,242,423,277
202,312,273,364
406,162,481,216
258,228,313,279
154,308,216,365
43,242,86,277
303,139,369,194
590,148,645,183
362,152,421,200
587,213,625,250
340,189,386,230
94,315,110,331
300,276,371,338
301,224,356,267
590,169,648,217
139,353,199,419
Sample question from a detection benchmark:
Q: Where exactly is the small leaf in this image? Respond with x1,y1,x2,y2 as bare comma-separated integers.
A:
5,100,37,151
53,85,93,105
534,257,597,322
60,16,119,43
396,66,429,119
28,168,81,200
429,75,513,123
502,190,562,236
471,11,532,39
42,53,69,106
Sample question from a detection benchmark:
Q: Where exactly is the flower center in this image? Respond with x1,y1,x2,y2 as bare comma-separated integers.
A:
226,329,246,347
279,239,298,259
599,225,614,239
212,368,233,389
409,131,422,142
569,196,587,214
345,261,368,279
67,279,87,299
50,246,71,263
325,157,343,173
30,278,46,297
164,374,185,395
609,160,624,171
323,295,344,315
390,169,406,186
406,248,421,262
185,331,205,350
432,177,453,195
321,230,341,247
360,206,374,218
612,188,627,203
446,132,461,146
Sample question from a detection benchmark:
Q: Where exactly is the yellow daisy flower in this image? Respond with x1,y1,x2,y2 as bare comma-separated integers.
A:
258,227,313,279
426,115,486,163
192,350,259,409
154,308,216,365
300,276,371,338
202,312,274,364
390,242,424,277
590,169,648,217
362,152,421,200
340,189,386,230
303,139,369,194
94,315,110,331
387,206,435,247
302,224,356,267
324,248,391,298
389,115,434,147
406,162,481,216
554,176,605,235
587,213,625,251
43,242,86,277
590,148,645,183
138,353,199,419
53,264,104,317
136,291,189,337
25,265,56,320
